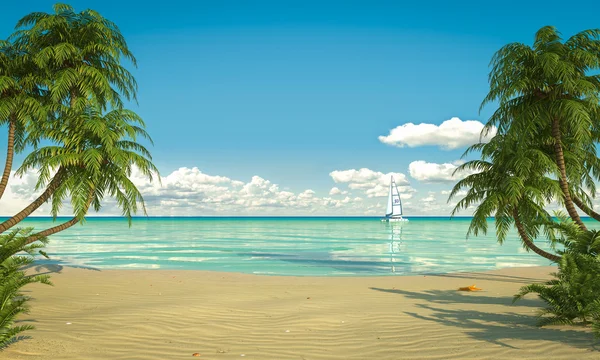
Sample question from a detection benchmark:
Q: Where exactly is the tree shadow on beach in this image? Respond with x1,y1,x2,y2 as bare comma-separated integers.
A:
405,303,598,350
1,335,33,348
24,259,101,275
426,270,552,284
370,287,599,350
370,287,543,307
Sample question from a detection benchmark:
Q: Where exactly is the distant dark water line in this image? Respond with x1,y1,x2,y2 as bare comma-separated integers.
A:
4,216,596,222
6,216,474,221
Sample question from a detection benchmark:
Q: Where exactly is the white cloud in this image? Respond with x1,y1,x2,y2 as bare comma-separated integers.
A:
0,170,52,216
441,189,467,197
409,160,477,183
329,187,348,196
422,192,436,203
1,165,489,217
329,168,415,199
378,117,496,150
1,167,375,217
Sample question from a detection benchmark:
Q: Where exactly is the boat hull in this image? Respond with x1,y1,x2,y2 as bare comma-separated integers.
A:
381,217,409,222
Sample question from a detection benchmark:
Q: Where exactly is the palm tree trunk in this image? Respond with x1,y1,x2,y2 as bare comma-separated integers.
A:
25,216,80,245
572,195,600,222
551,117,587,230
513,208,561,262
24,190,94,244
0,168,65,234
0,115,16,200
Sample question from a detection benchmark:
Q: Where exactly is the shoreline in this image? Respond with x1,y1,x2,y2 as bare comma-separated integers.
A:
27,259,554,278
3,265,597,360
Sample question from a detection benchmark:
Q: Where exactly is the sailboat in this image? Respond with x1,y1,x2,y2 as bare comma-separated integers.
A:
381,176,408,222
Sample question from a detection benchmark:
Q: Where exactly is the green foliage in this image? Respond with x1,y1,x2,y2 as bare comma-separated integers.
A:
451,25,600,248
0,228,52,349
454,25,600,339
0,1,158,351
0,3,159,231
450,134,560,244
17,103,159,223
513,229,600,338
11,3,138,111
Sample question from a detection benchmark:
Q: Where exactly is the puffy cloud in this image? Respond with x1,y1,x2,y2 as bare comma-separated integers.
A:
422,192,436,203
329,168,414,198
329,187,348,196
330,168,408,186
3,165,494,217
0,170,53,216
441,189,467,197
378,117,496,150
409,160,477,183
0,167,374,217
329,168,416,199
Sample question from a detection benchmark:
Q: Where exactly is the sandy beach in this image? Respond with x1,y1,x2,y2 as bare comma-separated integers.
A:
1,265,597,360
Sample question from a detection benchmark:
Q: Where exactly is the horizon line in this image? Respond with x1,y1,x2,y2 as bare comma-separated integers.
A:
1,215,593,219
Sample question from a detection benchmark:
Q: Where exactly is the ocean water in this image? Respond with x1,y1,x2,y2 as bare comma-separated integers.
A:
8,216,591,276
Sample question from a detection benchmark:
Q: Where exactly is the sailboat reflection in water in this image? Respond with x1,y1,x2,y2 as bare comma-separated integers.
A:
388,224,405,273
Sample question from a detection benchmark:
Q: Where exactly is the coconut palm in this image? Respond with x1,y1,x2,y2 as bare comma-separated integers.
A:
450,134,562,262
0,3,141,233
481,26,600,229
0,104,158,236
10,3,137,113
561,129,600,221
0,40,48,200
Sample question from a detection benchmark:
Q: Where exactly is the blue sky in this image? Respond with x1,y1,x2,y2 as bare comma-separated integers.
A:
1,0,599,216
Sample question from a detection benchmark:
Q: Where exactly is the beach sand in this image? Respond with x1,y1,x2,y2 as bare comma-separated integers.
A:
1,265,597,360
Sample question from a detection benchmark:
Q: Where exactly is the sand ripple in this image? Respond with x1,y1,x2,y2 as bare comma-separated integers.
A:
1,266,597,359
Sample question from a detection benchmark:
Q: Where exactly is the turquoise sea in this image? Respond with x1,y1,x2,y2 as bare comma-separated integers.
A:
9,217,592,276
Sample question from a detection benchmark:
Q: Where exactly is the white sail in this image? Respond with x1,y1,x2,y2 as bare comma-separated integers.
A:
385,179,393,216
381,176,407,222
391,178,402,216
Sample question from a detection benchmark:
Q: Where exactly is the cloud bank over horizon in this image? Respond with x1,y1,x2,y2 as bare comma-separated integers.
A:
0,166,421,217
0,116,496,218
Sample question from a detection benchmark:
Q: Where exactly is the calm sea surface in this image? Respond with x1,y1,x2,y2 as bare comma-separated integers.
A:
9,217,595,276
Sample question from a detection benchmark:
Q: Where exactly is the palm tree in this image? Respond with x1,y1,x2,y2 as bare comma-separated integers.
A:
0,3,141,233
482,26,600,230
0,40,48,200
450,134,562,262
0,104,158,237
11,3,137,113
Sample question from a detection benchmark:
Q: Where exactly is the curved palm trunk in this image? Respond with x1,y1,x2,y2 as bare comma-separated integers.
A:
513,208,561,262
572,196,600,222
25,216,80,245
25,190,94,244
12,90,86,237
552,117,587,230
0,115,16,200
0,168,65,233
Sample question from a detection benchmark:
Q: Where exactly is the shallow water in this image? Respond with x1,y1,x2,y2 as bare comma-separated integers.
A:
10,217,591,276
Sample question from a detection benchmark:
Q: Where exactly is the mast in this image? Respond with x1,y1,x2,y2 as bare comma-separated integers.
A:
391,178,402,217
392,179,403,216
385,176,393,217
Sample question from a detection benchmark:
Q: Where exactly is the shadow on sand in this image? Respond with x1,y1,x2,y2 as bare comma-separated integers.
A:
370,287,542,307
427,270,552,284
24,258,101,276
370,287,599,350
